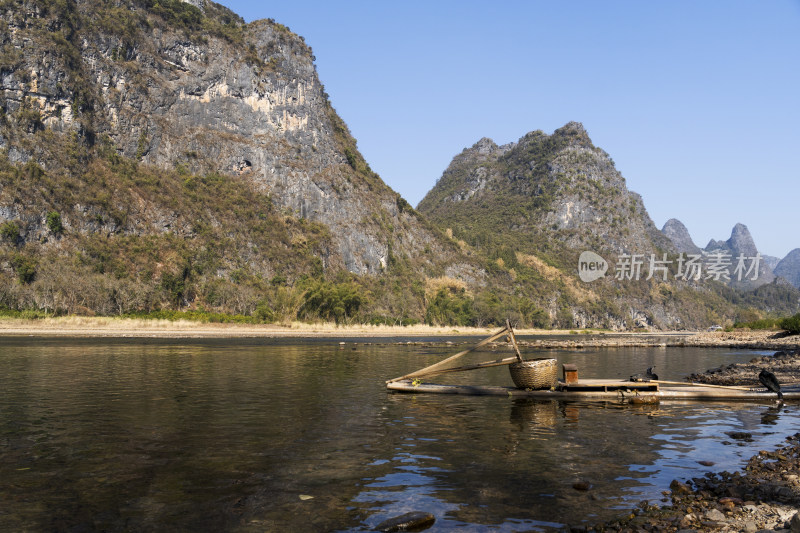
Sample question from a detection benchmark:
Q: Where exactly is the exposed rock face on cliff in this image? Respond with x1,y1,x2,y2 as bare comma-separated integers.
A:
763,254,781,272
661,218,701,254
0,0,456,276
775,249,800,289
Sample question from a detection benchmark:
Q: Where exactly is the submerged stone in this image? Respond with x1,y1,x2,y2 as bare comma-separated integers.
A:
375,511,436,532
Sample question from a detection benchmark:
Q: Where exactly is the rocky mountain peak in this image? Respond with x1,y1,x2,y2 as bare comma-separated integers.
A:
728,223,758,256
553,121,592,146
662,218,701,254
0,0,480,322
704,223,774,287
705,223,759,257
419,122,672,257
473,137,498,154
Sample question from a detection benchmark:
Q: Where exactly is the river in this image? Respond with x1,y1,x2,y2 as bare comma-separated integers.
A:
0,336,794,531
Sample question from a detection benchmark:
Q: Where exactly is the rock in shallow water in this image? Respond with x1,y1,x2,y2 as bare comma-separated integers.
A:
375,511,436,532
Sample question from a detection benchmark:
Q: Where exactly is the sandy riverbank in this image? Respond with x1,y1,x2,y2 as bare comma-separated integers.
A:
0,316,614,339
0,316,501,338
0,317,798,350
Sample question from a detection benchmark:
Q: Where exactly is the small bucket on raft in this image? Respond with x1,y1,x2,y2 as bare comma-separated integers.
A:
508,358,558,389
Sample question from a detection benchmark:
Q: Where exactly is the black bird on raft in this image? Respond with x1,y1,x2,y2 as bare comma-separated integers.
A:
758,369,783,399
630,366,658,382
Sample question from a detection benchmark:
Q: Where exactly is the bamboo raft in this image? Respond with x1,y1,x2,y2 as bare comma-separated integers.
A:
386,322,793,403
387,379,800,401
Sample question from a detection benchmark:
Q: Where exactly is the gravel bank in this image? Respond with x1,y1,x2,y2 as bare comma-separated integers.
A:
578,433,800,532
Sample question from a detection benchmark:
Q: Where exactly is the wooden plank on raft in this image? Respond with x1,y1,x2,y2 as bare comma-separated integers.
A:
385,325,513,383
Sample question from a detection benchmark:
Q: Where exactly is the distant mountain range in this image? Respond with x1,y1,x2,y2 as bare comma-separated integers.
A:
660,220,800,290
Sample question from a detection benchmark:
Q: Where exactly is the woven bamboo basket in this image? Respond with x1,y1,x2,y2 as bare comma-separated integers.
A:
508,358,558,389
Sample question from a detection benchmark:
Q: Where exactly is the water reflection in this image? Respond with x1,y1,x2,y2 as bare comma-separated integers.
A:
0,338,795,531
348,396,800,531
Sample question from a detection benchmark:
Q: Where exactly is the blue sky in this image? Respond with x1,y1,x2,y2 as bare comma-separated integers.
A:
219,1,799,259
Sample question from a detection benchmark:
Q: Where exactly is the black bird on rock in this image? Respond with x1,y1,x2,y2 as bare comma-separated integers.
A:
759,369,783,399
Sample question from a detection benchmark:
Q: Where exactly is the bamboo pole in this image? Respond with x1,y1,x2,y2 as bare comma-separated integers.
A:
506,318,524,363
407,356,520,379
386,325,510,383
653,379,756,391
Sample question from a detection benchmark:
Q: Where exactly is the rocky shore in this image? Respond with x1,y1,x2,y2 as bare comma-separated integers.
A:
682,331,800,352
513,331,800,351
687,349,800,388
573,348,800,533
574,432,800,533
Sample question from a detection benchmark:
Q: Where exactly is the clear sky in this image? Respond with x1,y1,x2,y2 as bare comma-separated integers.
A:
218,1,799,259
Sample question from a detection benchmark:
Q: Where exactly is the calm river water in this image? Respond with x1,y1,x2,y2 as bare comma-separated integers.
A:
0,336,795,531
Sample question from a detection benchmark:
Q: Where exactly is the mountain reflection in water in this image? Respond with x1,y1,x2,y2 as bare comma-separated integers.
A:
0,337,794,531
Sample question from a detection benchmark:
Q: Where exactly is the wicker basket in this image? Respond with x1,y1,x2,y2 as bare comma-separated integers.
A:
508,358,558,389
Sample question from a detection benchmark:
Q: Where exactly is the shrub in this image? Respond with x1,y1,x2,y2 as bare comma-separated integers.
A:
254,300,275,323
11,254,37,284
425,287,475,327
0,220,19,242
732,318,780,330
780,313,800,335
299,280,364,324
46,211,63,234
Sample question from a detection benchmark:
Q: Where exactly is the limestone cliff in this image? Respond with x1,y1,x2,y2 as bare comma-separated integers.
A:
418,122,672,255
0,0,458,276
0,0,476,319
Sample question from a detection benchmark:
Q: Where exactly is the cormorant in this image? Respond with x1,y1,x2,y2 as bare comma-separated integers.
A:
758,369,783,399
630,366,659,382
